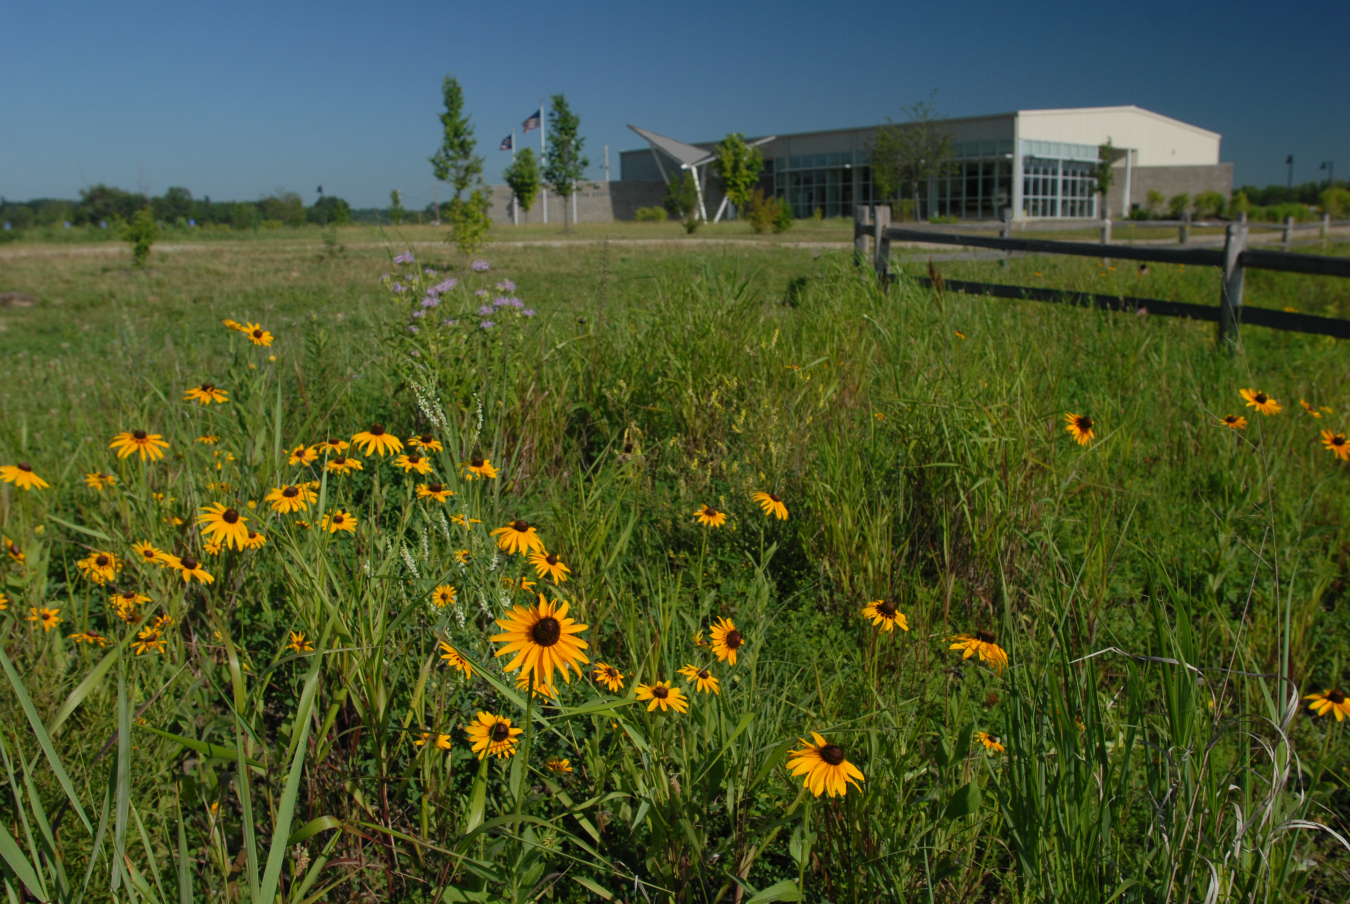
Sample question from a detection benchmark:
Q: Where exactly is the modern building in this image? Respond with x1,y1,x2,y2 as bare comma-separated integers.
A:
618,106,1233,221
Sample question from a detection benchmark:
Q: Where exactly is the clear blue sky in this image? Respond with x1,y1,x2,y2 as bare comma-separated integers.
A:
3,0,1346,209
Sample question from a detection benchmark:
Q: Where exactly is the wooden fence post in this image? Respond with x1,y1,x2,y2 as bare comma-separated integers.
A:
1001,208,1013,265
1219,222,1247,350
873,205,891,281
855,205,872,267
1100,210,1112,245
1179,212,1190,245
1324,213,1333,251
1283,215,1294,251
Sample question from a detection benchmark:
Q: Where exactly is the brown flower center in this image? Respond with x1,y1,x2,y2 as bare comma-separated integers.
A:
513,519,530,533
1076,416,1093,431
201,383,214,391
1331,690,1347,704
975,630,996,644
531,616,561,646
141,548,156,559
652,685,669,699
879,601,897,618
419,434,433,444
623,442,633,453
180,556,199,570
95,555,110,567
427,483,444,493
725,630,742,649
332,515,344,525
471,456,484,467
546,554,558,566
333,456,346,465
697,669,710,679
16,463,32,472
704,507,718,517
820,744,846,766
1334,436,1347,447
490,722,511,742
247,531,258,540
252,329,263,338
282,486,299,497
769,493,780,502
369,424,385,436
133,430,147,440
221,508,239,524
407,454,421,464
1255,393,1267,404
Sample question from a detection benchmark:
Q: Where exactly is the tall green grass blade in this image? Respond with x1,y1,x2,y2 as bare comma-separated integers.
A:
74,764,113,904
139,727,265,769
0,821,46,903
0,643,92,833
47,639,126,736
175,796,191,904
112,663,130,893
132,802,169,904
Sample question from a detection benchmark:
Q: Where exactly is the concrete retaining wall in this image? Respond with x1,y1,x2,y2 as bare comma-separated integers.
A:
483,179,731,224
1107,163,1233,216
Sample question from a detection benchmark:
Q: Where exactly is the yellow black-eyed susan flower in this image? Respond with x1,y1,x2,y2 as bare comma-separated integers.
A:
77,551,122,585
439,641,473,677
222,318,245,331
949,631,1009,675
287,631,314,653
242,530,266,550
351,424,403,457
528,551,570,583
408,434,443,451
197,503,250,550
183,382,228,405
491,594,589,686
110,430,170,461
321,510,357,533
1221,414,1247,430
465,712,522,760
415,482,452,503
861,600,909,633
164,554,214,584
133,626,167,655
431,585,457,608
709,617,744,665
394,452,433,475
242,323,273,346
678,663,721,695
491,519,546,556
462,456,499,480
1,463,49,491
1300,399,1323,418
84,471,116,491
317,437,349,455
1305,689,1350,721
1321,430,1349,462
1240,388,1281,415
265,484,316,513
750,492,788,520
197,435,220,445
975,731,1005,754
694,505,727,528
546,757,573,774
787,732,864,798
515,671,559,701
109,590,149,622
287,444,318,465
451,514,481,531
593,663,624,692
502,575,536,592
70,630,109,647
326,455,362,476
1063,413,1095,446
132,541,166,567
27,606,61,632
635,680,688,714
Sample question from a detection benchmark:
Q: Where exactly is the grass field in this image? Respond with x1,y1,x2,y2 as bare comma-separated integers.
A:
1,228,1350,903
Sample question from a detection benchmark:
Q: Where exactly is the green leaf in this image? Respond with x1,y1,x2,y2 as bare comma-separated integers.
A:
465,758,488,833
572,876,613,900
44,514,113,543
942,781,982,822
48,639,126,736
0,816,46,901
140,727,265,769
0,643,92,834
286,816,343,847
746,879,801,903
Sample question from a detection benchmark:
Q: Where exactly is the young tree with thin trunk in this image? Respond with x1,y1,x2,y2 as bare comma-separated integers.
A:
429,75,483,202
542,94,589,232
867,95,953,221
712,133,764,223
503,148,541,213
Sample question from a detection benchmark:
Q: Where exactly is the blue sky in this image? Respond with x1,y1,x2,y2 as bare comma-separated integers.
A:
2,0,1346,208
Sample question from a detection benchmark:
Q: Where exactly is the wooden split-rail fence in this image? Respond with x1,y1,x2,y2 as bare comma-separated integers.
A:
853,205,1350,343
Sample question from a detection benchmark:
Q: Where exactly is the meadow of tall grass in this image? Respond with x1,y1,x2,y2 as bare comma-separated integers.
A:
1,234,1349,903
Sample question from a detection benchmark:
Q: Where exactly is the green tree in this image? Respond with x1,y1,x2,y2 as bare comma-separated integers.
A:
1094,140,1117,211
867,95,953,221
389,190,405,225
259,190,306,227
429,74,483,202
447,187,493,252
1320,186,1350,218
664,171,700,234
308,196,351,225
1168,193,1191,219
711,133,764,219
542,93,589,231
503,148,541,213
1193,190,1225,220
125,208,158,266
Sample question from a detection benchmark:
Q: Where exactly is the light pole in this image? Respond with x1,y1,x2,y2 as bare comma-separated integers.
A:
1321,161,1335,188
1285,155,1294,201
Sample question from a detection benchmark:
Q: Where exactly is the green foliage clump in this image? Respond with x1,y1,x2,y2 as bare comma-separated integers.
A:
1193,190,1225,219
542,94,589,231
503,147,541,213
664,170,701,233
633,205,667,223
388,189,405,225
446,187,493,252
1168,192,1191,218
1321,186,1350,218
745,188,792,233
123,207,157,266
711,132,765,218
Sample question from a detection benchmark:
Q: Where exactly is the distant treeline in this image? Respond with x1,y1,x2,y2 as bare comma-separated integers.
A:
0,184,352,231
1236,179,1348,207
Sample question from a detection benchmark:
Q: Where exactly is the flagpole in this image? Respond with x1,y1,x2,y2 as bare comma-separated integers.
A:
511,129,518,226
540,98,548,225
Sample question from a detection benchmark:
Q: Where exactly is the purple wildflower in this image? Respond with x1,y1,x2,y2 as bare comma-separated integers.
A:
496,280,516,292
478,304,494,315
412,310,426,319
408,325,420,334
443,318,458,327
421,296,440,308
475,289,487,297
392,283,406,294
424,268,436,276
480,320,495,329
506,297,524,309
492,296,510,308
393,251,415,264
435,278,458,293
471,260,490,272
522,309,536,317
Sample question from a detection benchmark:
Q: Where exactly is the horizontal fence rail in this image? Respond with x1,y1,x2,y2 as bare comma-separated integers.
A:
855,204,1350,346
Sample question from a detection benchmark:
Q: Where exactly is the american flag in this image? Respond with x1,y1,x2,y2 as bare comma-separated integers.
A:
522,108,542,133
499,134,513,151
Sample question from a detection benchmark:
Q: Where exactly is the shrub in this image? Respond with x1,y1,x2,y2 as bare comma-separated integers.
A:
1146,189,1165,215
633,206,667,223
1193,190,1224,220
664,171,701,234
772,195,794,233
1321,187,1350,219
447,187,493,253
1168,193,1191,219
1227,190,1251,218
124,207,157,266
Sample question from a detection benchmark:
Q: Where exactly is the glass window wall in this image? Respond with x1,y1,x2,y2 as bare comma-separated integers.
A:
1022,157,1097,219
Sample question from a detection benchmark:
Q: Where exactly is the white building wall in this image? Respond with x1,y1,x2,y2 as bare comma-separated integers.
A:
1016,106,1220,167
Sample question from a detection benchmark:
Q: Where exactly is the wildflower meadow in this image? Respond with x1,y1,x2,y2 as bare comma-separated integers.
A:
2,232,1350,902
